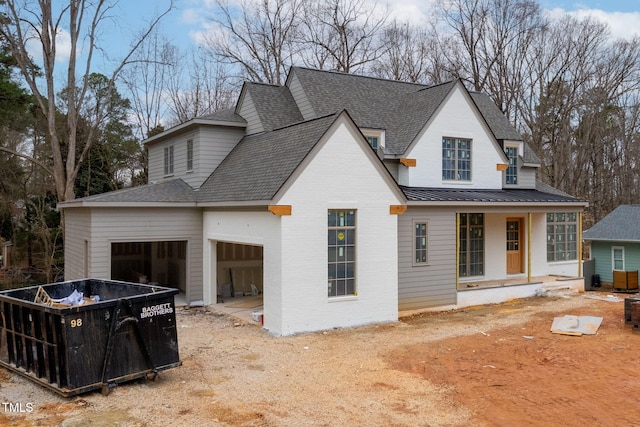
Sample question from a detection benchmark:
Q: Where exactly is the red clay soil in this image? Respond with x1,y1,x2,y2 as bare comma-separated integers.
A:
389,295,640,427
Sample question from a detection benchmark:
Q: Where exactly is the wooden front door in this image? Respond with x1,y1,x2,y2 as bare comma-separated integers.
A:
506,218,523,274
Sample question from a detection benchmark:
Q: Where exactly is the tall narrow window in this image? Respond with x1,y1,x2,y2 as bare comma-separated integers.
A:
505,145,518,184
414,221,428,265
612,247,625,271
328,210,356,297
187,139,193,171
546,213,577,261
459,213,484,277
443,137,471,181
164,145,174,175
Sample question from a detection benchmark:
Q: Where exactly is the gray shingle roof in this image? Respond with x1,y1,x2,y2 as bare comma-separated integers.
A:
534,179,573,197
468,92,539,165
197,114,338,202
401,186,584,204
290,67,454,155
288,67,537,160
583,205,640,241
199,108,247,124
78,179,196,203
242,83,303,131
469,92,523,141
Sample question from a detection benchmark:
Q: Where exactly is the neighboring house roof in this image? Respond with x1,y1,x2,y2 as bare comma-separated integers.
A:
239,83,304,132
196,113,339,202
401,183,585,205
60,179,196,206
583,205,640,242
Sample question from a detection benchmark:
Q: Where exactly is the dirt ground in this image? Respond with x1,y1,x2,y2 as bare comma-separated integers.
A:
1,290,639,427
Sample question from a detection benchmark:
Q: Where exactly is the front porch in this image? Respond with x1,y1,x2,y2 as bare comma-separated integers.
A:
446,275,584,313
458,275,575,290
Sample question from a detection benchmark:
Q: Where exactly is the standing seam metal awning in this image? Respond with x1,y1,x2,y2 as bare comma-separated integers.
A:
400,186,585,204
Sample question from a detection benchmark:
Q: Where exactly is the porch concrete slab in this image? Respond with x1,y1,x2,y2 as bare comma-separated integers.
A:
211,295,264,324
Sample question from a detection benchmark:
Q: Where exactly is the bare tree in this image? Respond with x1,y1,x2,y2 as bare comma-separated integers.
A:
516,14,640,223
435,0,490,90
120,31,176,140
166,48,238,125
204,0,302,85
0,0,173,205
372,21,431,83
522,15,611,192
371,19,457,85
435,0,546,123
300,0,388,73
572,38,640,221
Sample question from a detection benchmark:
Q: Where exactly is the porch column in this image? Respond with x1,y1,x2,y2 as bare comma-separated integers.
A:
528,212,532,283
456,212,460,290
578,211,583,277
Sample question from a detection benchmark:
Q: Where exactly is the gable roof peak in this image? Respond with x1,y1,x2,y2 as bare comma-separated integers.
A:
414,79,456,93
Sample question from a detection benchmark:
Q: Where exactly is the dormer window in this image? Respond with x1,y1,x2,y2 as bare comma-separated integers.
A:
361,129,384,151
505,143,519,185
366,136,379,150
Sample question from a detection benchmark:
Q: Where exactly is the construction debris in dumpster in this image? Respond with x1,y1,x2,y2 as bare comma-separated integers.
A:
34,286,100,307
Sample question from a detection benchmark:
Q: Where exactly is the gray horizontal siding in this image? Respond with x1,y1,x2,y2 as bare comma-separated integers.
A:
518,167,536,189
288,72,315,120
64,208,91,280
148,133,192,183
196,127,245,188
238,92,264,135
87,207,204,303
502,157,537,189
148,141,166,183
148,126,244,189
398,207,457,311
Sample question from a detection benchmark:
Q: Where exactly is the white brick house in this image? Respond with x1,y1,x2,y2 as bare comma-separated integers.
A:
59,67,587,335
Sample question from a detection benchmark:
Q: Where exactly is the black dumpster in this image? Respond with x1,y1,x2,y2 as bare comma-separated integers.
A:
0,279,181,397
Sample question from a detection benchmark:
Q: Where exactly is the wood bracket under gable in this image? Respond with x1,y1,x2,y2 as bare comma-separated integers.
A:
268,205,292,216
